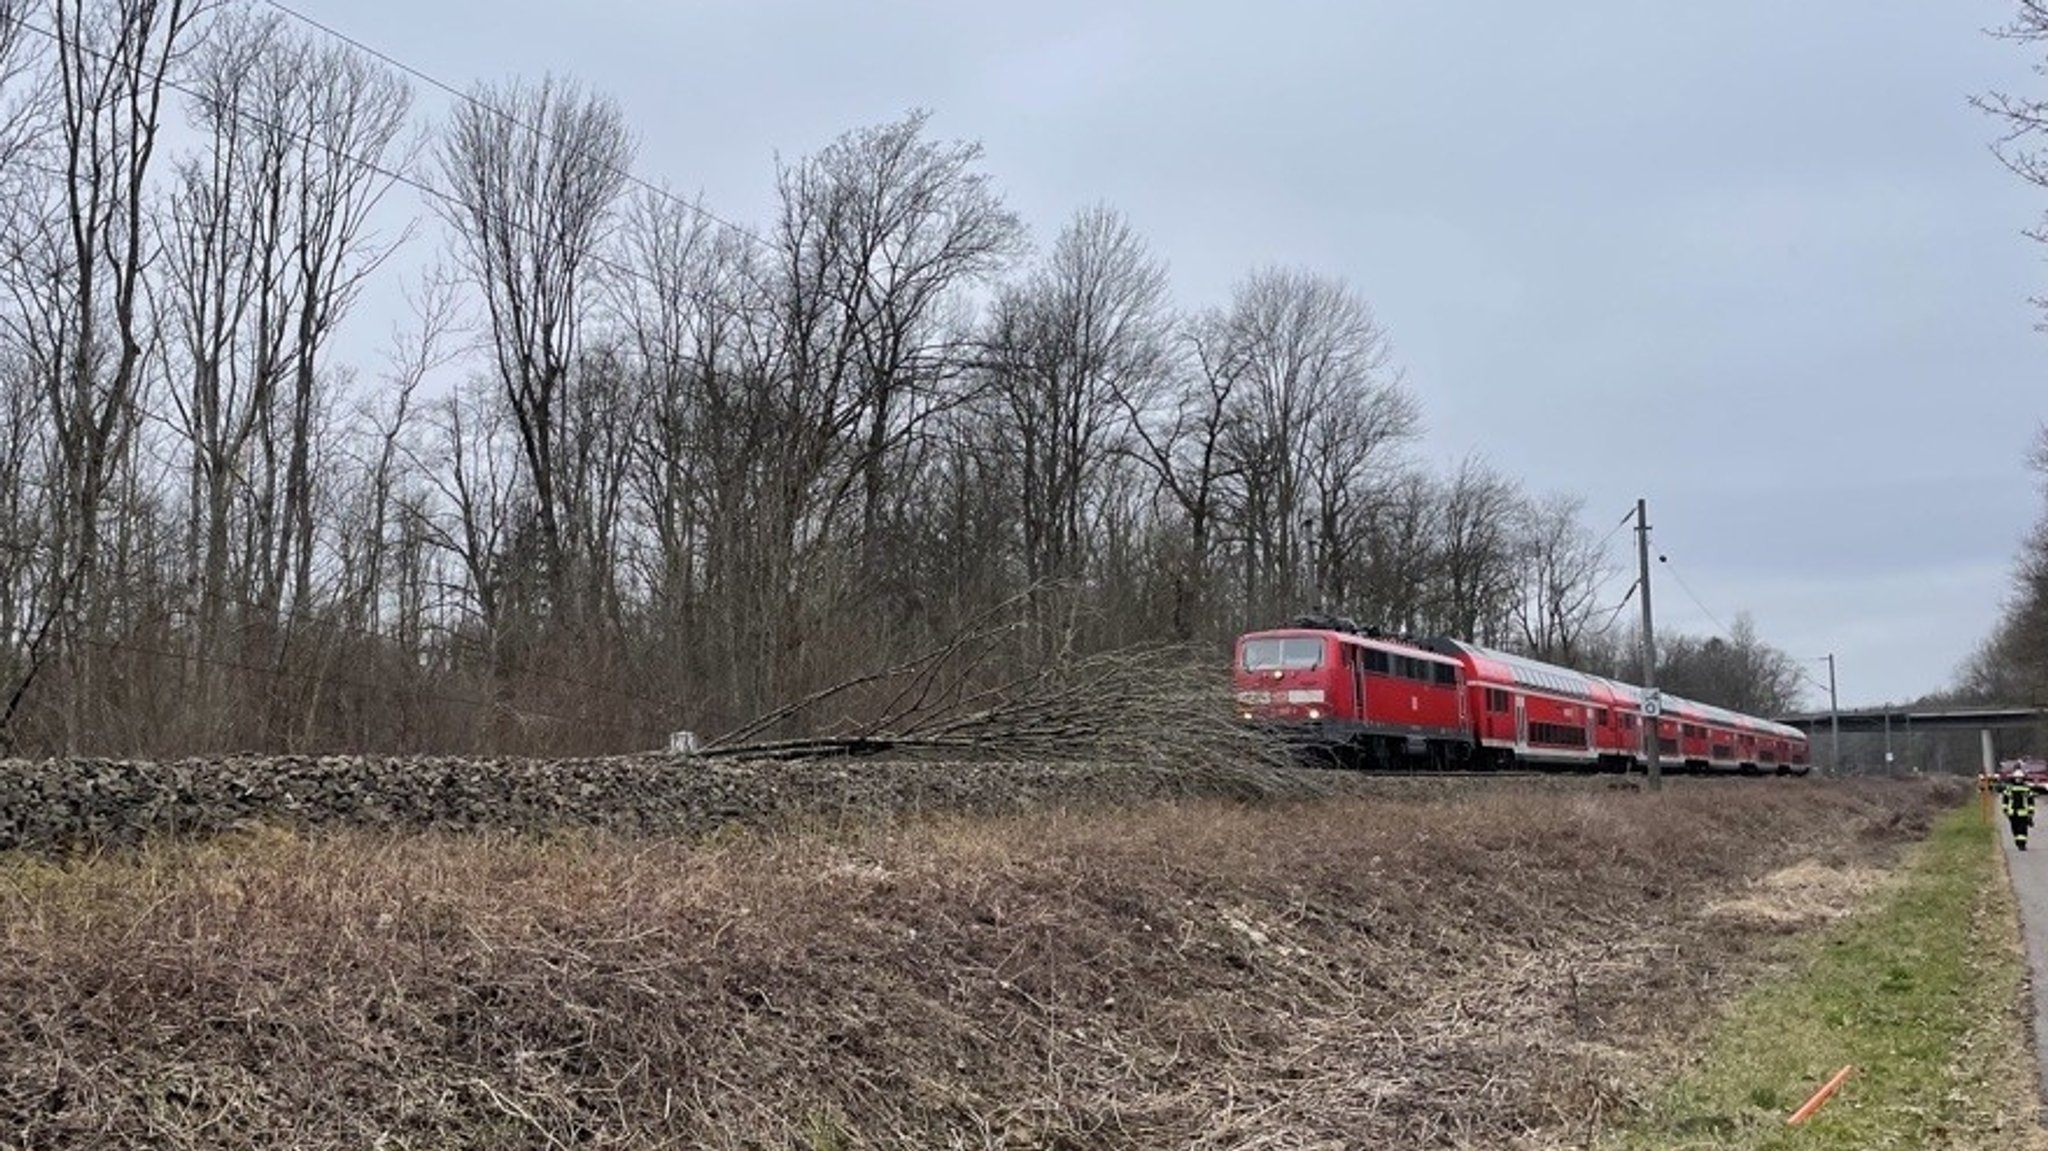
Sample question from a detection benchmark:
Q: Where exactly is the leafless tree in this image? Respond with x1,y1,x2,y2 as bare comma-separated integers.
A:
1350,468,1441,637
1955,621,2044,704
609,190,725,614
1972,15,2048,694
771,111,1024,583
1981,5,2048,320
981,205,1170,595
0,0,43,668
906,411,1024,626
267,18,413,618
609,187,815,717
0,347,47,722
405,374,520,646
1429,455,1525,644
1119,315,1240,639
556,340,636,629
165,13,407,603
1509,492,1617,663
0,0,40,179
1954,427,2048,702
0,0,207,748
1205,268,1409,622
148,6,410,742
335,272,460,642
437,74,631,620
1654,613,1805,716
1299,381,1421,612
0,0,24,74
48,0,204,571
163,8,278,658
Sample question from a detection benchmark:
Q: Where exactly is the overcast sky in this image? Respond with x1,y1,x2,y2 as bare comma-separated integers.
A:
285,0,2046,709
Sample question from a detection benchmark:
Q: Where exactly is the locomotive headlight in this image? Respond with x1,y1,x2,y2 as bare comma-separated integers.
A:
1306,707,1322,720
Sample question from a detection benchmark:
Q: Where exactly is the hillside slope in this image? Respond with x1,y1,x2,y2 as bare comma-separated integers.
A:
0,776,1956,1149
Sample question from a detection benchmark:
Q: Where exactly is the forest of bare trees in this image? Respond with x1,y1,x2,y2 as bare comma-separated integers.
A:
1952,432,2048,706
0,0,1805,756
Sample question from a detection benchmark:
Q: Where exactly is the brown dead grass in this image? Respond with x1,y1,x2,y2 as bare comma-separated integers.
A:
0,776,1962,1149
1949,842,2048,1151
1701,858,1891,930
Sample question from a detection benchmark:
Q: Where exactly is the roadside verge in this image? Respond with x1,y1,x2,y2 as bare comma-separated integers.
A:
1605,806,2048,1150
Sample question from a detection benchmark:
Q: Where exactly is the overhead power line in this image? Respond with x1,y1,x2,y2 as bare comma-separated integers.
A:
1656,552,1732,638
1790,656,1836,701
1657,547,1834,703
1594,503,1635,553
257,0,768,250
1596,577,1639,634
3,12,743,324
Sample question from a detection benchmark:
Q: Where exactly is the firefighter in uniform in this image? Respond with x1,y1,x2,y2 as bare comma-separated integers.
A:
2004,770,2037,851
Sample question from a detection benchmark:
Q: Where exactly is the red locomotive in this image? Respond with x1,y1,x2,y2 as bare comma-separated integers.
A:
1232,618,1810,775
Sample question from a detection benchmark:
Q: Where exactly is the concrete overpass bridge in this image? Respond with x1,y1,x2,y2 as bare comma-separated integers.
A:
1776,705,2048,775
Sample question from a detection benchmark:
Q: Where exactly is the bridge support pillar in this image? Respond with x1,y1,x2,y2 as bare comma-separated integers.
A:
1984,728,1998,777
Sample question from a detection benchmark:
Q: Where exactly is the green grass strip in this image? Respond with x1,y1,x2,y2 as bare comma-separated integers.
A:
1606,806,2030,1150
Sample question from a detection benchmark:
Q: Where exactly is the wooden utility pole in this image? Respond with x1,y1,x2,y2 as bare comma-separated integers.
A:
1636,498,1661,791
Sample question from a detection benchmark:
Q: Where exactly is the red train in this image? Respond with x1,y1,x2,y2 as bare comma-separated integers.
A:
1231,619,1810,775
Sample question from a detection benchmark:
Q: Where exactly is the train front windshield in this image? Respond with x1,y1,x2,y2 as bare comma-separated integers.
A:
1240,637,1325,672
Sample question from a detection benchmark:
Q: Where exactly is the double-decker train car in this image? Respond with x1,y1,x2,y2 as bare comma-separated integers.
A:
1429,638,1607,771
1232,619,1810,775
1646,695,1810,775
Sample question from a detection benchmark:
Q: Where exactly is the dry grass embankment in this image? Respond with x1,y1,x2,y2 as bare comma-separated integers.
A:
0,775,1958,1149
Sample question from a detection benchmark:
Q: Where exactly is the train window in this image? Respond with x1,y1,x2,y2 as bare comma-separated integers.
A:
1528,721,1588,747
1485,688,1510,712
1596,708,1610,726
1434,663,1457,686
1241,637,1324,671
1364,649,1390,675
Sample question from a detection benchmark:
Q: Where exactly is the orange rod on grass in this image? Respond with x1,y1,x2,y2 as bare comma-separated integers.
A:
1785,1065,1854,1126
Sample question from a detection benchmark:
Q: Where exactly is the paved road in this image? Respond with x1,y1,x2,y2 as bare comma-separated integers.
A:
2000,805,2048,1100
